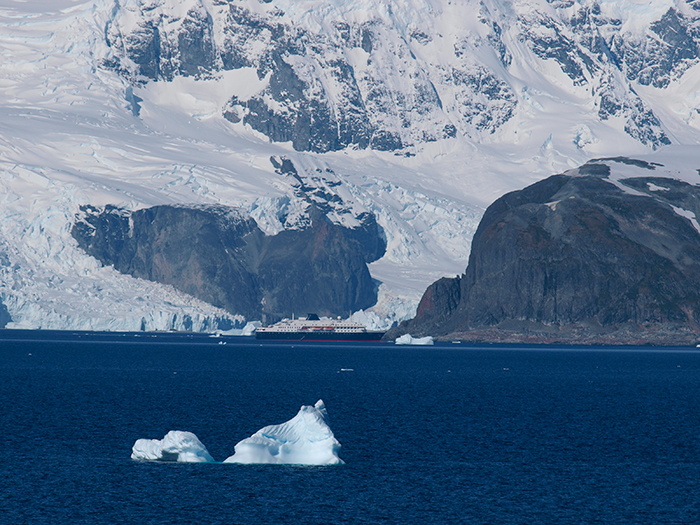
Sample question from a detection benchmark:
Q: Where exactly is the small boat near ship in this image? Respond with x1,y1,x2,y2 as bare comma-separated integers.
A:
255,314,386,341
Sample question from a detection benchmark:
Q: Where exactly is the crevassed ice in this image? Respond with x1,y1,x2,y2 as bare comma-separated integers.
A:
131,430,215,463
224,400,344,465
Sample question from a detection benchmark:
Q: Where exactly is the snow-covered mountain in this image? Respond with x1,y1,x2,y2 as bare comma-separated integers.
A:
1,0,699,331
105,0,698,151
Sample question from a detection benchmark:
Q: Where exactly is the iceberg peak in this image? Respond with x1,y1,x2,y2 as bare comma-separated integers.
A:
224,399,344,465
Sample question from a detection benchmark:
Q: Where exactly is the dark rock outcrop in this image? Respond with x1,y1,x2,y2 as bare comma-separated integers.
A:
0,301,11,328
391,158,700,345
72,204,384,322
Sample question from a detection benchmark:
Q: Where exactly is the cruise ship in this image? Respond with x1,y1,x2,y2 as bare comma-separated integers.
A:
255,314,386,341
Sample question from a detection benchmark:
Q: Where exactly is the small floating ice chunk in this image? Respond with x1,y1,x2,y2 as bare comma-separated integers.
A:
395,334,434,345
224,400,344,465
131,430,214,463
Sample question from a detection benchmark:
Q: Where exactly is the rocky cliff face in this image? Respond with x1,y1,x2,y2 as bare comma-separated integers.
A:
0,301,11,328
392,157,700,344
72,203,384,321
101,0,699,152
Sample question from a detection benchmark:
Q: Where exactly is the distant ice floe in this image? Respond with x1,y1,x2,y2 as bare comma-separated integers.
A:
224,400,344,465
395,334,434,345
131,430,215,463
131,400,343,466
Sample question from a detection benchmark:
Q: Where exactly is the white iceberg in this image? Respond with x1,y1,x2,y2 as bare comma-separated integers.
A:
224,400,344,465
214,321,262,336
131,430,214,463
395,334,434,345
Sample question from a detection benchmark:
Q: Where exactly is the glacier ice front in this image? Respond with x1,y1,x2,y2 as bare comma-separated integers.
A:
224,400,344,465
131,430,214,463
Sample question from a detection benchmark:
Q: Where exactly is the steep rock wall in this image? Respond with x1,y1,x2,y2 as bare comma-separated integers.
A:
72,204,384,321
392,158,700,344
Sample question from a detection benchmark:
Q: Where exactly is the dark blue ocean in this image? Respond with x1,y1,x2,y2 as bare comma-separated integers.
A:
2,330,700,524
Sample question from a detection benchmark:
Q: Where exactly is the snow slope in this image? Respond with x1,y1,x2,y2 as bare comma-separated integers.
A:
1,0,699,330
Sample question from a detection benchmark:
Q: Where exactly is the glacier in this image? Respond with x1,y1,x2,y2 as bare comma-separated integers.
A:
1,0,700,330
131,430,215,463
224,400,344,465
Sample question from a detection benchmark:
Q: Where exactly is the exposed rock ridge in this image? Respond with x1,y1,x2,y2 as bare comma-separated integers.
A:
390,157,700,344
101,0,695,151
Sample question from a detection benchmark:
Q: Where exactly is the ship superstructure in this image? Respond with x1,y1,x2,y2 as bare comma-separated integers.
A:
255,314,385,341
